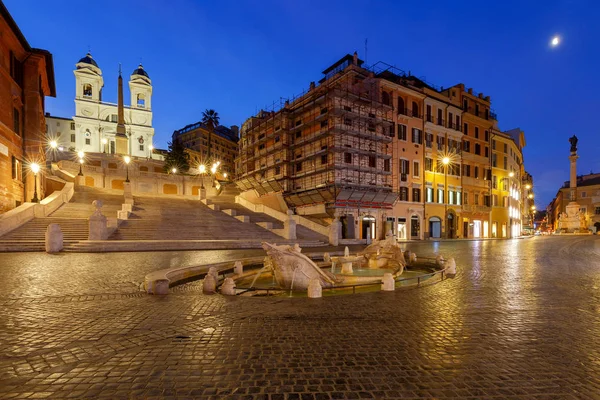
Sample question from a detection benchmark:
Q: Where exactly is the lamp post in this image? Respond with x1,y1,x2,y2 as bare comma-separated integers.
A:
77,151,84,176
49,140,57,163
199,164,206,189
30,163,40,203
101,138,107,153
171,167,177,174
442,156,450,238
124,155,131,183
149,144,153,160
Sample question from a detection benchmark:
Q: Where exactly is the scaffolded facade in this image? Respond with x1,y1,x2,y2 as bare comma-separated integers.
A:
236,53,397,239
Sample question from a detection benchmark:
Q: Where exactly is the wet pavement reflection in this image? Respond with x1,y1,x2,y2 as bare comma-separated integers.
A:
0,236,599,399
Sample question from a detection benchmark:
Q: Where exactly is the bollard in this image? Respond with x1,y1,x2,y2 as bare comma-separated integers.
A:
307,279,322,298
445,257,457,275
234,261,243,275
381,273,395,291
153,279,170,295
202,274,217,294
45,223,63,253
208,266,219,282
221,278,236,295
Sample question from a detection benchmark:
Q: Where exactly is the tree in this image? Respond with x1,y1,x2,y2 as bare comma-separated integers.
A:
164,138,189,173
201,109,220,160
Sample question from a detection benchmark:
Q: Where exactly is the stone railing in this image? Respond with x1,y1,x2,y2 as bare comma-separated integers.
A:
0,182,74,236
235,195,329,237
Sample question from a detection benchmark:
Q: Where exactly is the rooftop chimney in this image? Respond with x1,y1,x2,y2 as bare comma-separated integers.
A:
353,52,358,65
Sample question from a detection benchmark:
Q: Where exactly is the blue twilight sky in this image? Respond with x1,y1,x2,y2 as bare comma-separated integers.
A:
5,0,600,207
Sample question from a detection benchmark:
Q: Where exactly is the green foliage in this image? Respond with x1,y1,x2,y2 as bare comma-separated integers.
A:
163,139,189,173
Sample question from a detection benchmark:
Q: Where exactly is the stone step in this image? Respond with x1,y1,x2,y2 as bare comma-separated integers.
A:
235,215,250,223
256,221,273,230
222,209,237,216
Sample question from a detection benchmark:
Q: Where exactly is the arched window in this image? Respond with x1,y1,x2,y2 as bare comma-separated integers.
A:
397,96,405,114
83,84,92,98
137,93,146,108
412,101,419,117
381,91,390,106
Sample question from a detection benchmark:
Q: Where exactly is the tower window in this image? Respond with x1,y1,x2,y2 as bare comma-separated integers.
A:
83,84,92,98
137,93,146,108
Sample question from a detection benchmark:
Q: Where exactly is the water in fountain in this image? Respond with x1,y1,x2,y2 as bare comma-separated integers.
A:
250,265,270,288
344,246,350,257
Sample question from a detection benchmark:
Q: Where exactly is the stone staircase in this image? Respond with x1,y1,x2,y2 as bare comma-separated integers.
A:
212,184,329,243
0,188,125,252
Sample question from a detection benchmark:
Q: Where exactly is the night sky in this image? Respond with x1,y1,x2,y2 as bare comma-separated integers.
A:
6,0,600,208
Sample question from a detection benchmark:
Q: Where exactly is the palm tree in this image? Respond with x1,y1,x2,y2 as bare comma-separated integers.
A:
201,109,220,160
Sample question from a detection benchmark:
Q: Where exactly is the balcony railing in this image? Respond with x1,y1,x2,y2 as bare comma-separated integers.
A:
398,108,422,119
447,122,462,132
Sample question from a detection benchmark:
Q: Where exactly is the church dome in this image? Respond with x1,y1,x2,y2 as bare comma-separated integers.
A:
132,64,150,79
77,52,98,68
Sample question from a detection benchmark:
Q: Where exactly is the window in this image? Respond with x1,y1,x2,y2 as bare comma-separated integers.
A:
344,106,352,112
425,133,433,148
437,189,444,204
71,134,76,143
412,188,421,202
464,123,468,136
448,191,454,205
344,118,352,126
413,161,420,177
399,187,409,201
475,143,481,155
484,195,491,207
463,99,468,110
137,93,145,108
448,112,453,127
492,153,497,167
484,146,489,157
492,139,496,150
463,140,470,153
581,191,587,198
595,207,600,215
493,175,497,189
296,162,302,172
412,102,419,117
411,128,422,144
139,144,144,151
426,105,432,121
425,157,433,171
295,131,301,139
397,124,407,141
13,108,20,135
83,84,93,98
344,153,352,164
400,159,410,175
463,164,471,177
275,166,281,175
475,127,479,139
437,109,443,125
70,122,75,130
12,156,20,180
275,135,280,143
463,192,469,205
384,159,390,172
493,194,498,206
426,187,434,202
320,107,328,115
85,138,91,145
398,97,405,114
111,114,118,123
474,194,479,205
321,154,328,165
381,91,390,106
485,130,489,141
368,156,376,168
503,143,508,153
475,104,480,116
321,120,328,128
503,156,508,170
295,120,302,127
456,115,460,130
474,166,479,179
456,191,462,205
437,135,444,151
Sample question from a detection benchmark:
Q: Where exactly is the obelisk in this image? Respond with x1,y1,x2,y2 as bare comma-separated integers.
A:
115,64,128,155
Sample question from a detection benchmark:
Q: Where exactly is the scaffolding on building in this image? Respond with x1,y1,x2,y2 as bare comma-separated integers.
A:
236,54,398,216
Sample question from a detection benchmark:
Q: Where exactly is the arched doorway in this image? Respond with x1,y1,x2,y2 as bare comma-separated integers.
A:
447,212,456,239
429,216,441,238
361,215,376,240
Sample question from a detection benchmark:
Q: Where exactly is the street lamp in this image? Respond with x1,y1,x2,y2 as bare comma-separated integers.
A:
149,144,153,159
49,140,57,163
442,156,450,238
77,150,84,176
30,163,40,203
199,164,206,189
509,171,515,178
101,138,108,153
171,167,177,174
124,155,131,183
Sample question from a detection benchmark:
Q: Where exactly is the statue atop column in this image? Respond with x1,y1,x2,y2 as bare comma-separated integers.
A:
569,135,578,153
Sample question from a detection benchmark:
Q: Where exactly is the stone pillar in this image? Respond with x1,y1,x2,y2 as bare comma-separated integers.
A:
45,223,63,253
445,258,457,275
198,186,207,200
234,261,243,275
381,273,395,291
75,175,85,187
569,154,579,202
88,200,108,240
208,266,219,282
123,182,134,205
307,279,322,298
202,274,217,294
284,210,297,240
221,278,236,295
329,217,341,246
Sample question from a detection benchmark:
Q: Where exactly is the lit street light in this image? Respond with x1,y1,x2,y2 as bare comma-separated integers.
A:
49,140,58,163
124,155,131,183
77,150,84,176
199,164,206,189
171,167,177,174
101,138,108,153
442,156,450,239
30,163,40,203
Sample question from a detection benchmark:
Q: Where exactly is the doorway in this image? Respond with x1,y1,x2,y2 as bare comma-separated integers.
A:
463,221,469,238
397,217,407,240
473,220,482,238
429,216,441,238
447,213,455,239
361,216,376,240
410,215,420,239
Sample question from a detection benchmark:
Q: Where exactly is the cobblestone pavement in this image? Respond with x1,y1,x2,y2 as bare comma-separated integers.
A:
1,236,600,399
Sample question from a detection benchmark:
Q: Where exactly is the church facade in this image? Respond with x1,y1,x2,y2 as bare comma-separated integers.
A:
47,53,154,158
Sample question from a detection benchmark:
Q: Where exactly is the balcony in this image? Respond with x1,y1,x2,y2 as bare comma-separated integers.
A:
398,108,422,119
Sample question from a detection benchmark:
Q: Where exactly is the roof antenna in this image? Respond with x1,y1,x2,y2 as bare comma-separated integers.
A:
119,62,122,76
